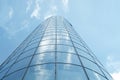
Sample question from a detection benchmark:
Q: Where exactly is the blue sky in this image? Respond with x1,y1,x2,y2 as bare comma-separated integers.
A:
0,0,120,80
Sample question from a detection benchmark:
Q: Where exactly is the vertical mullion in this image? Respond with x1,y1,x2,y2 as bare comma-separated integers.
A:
55,17,57,80
63,20,90,80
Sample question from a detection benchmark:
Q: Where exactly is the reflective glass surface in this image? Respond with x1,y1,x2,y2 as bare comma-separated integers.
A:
0,16,113,80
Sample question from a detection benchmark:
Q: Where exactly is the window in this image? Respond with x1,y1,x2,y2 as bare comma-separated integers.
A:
39,40,55,46
57,53,80,65
57,39,72,46
36,45,55,53
57,64,87,80
86,69,107,80
80,57,103,75
24,64,55,80
7,57,32,75
57,45,75,53
3,69,26,80
17,48,36,61
31,52,55,65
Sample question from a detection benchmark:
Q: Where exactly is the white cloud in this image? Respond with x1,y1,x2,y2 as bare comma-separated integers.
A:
31,0,41,19
0,20,30,39
106,56,120,80
111,72,120,80
26,0,33,12
62,0,69,12
106,56,120,72
9,8,13,19
44,5,58,20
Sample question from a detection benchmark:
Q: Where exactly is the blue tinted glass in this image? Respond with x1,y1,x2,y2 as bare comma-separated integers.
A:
57,53,80,65
102,70,113,80
57,64,87,80
3,69,26,80
36,45,55,53
0,68,9,79
7,57,32,75
24,64,55,80
25,43,38,51
76,48,94,61
57,45,75,53
57,35,70,40
0,59,16,71
57,39,72,46
31,52,55,65
39,40,55,46
42,36,55,41
86,69,107,80
80,57,103,75
17,48,36,61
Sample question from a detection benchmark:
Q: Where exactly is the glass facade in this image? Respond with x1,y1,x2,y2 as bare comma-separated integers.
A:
0,16,113,80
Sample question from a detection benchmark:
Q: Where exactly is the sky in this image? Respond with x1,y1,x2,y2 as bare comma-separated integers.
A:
0,0,120,80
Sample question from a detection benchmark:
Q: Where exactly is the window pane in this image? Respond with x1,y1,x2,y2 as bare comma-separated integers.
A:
36,45,55,53
57,40,72,46
3,69,26,80
102,70,113,80
74,43,88,52
39,40,55,46
0,68,9,79
17,48,36,61
57,53,80,65
57,45,75,53
86,69,107,80
76,48,94,61
57,64,87,80
42,36,55,40
25,43,38,51
7,57,32,75
57,35,70,40
31,52,55,65
80,57,103,75
24,64,55,80
0,59,16,71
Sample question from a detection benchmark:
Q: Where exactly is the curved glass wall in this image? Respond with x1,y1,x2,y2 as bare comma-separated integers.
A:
0,16,113,80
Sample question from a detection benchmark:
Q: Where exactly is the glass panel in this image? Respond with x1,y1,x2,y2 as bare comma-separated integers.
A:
42,35,55,40
102,70,113,80
57,39,72,46
7,57,32,75
17,48,36,61
0,59,16,71
44,32,55,36
57,64,87,80
0,68,9,79
36,45,55,53
29,40,40,46
86,69,107,80
31,36,42,42
80,57,103,75
45,29,55,33
57,30,67,34
39,40,55,46
57,35,70,40
31,52,55,65
74,43,88,52
57,33,68,36
3,69,26,80
76,49,94,61
25,43,38,51
57,45,75,53
24,64,55,80
57,53,80,65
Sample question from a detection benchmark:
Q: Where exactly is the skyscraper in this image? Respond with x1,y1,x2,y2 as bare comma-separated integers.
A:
0,16,113,80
